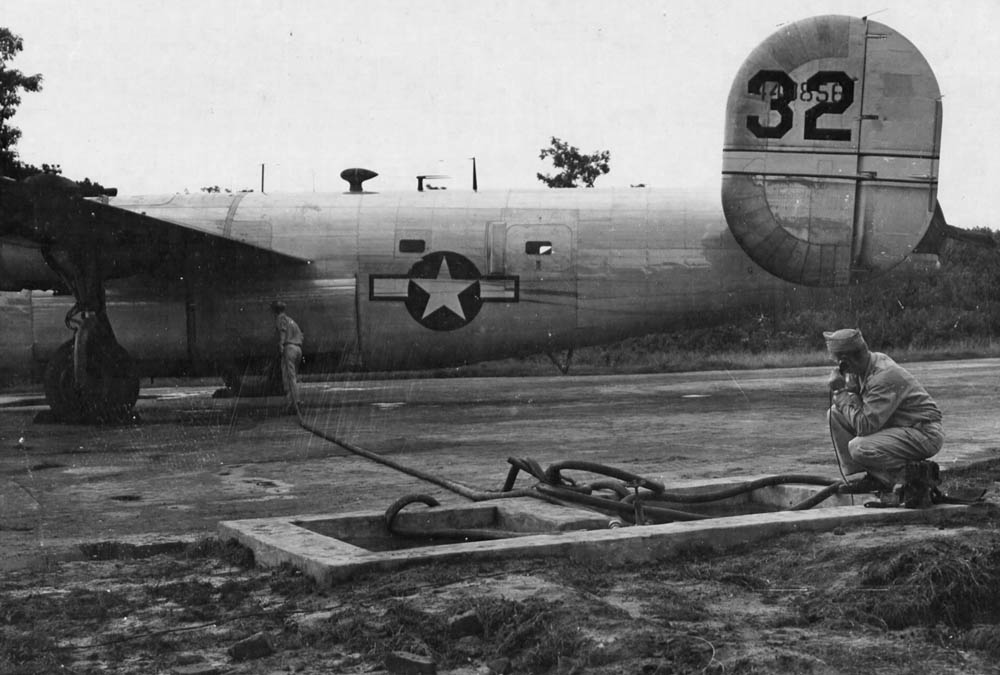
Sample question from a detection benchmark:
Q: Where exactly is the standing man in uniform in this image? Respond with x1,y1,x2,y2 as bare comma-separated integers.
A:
271,300,304,415
824,328,943,505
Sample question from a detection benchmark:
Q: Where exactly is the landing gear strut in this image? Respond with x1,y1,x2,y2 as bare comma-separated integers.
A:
43,313,139,423
41,247,140,424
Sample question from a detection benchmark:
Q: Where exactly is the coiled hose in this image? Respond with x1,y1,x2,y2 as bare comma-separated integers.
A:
507,458,843,524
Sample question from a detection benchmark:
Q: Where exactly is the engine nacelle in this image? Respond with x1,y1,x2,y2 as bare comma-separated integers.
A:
0,236,64,291
722,15,941,286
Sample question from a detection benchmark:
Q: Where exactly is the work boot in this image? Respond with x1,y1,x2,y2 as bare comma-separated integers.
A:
901,460,940,509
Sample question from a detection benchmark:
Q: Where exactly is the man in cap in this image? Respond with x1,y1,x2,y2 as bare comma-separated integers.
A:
824,328,943,505
271,300,304,415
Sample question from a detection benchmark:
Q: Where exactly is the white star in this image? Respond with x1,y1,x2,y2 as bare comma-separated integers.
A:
412,256,477,320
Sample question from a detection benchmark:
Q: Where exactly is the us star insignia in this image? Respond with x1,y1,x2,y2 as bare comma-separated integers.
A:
369,251,519,331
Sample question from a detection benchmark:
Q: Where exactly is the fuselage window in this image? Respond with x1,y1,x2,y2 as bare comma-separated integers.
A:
399,239,426,254
525,241,553,255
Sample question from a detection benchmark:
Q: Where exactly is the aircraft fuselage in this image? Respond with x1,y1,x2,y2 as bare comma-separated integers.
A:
0,187,797,377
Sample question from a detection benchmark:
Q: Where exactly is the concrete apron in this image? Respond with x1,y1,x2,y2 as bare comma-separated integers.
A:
218,481,972,585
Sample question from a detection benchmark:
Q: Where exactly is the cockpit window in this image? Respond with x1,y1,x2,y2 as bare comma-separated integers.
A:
525,241,553,255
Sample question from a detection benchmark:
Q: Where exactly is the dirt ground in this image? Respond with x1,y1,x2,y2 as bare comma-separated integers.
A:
3,468,1000,674
3,363,1000,673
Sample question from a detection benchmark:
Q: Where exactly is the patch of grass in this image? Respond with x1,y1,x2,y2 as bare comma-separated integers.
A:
0,626,65,672
538,560,618,594
809,636,969,675
864,540,1000,628
805,537,1000,630
321,599,449,662
63,587,132,621
960,624,1000,657
149,579,215,607
292,587,611,672
940,457,1000,494
104,629,184,663
476,596,595,672
184,537,256,568
721,649,827,675
631,587,711,623
218,578,252,608
615,629,723,674
680,533,837,588
267,563,322,599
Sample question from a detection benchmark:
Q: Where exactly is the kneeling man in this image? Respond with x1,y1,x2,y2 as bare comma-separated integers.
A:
824,328,943,499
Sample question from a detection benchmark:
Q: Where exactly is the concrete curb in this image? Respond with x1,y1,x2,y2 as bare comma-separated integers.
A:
219,496,978,585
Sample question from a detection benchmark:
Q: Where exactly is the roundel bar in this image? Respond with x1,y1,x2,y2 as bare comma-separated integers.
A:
721,15,941,286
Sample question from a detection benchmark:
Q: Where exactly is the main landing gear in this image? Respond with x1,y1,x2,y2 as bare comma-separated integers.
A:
41,248,140,424
43,313,140,424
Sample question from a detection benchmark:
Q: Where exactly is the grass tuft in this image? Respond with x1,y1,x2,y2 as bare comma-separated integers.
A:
809,538,1000,629
184,537,256,568
960,624,1000,657
476,596,595,672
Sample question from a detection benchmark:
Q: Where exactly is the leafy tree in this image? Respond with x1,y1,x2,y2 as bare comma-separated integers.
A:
1,27,43,179
1,27,109,195
536,136,610,188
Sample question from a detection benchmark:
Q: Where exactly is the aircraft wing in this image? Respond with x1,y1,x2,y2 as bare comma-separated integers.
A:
1,175,311,285
84,196,314,265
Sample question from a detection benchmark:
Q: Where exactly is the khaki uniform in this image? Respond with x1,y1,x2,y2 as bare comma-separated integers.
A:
828,352,943,485
275,312,304,411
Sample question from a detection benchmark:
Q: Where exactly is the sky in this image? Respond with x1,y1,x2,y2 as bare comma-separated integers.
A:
4,0,1000,228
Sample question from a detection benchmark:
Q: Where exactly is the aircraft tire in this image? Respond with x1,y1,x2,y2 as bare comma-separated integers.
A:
44,339,140,424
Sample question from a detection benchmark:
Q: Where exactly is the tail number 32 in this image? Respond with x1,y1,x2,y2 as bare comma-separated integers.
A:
746,70,855,141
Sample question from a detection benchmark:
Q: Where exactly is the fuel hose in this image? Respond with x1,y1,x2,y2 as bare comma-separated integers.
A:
294,407,537,502
291,402,848,529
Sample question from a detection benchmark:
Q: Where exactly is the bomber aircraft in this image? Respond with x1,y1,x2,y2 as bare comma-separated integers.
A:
0,15,977,423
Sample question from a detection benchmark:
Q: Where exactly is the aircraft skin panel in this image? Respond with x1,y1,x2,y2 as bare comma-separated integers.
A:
572,194,785,340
